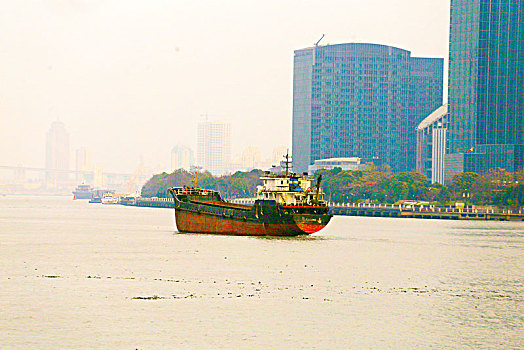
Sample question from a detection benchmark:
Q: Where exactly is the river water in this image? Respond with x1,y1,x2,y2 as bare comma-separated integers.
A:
1,196,523,349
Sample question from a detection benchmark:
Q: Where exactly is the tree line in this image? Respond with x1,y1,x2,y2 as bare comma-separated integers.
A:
141,169,264,199
317,166,523,209
141,167,524,209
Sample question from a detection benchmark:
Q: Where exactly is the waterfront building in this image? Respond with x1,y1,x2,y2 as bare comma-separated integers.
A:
197,121,231,176
416,105,448,184
308,157,368,174
292,43,443,174
45,121,70,187
171,144,194,171
447,0,524,176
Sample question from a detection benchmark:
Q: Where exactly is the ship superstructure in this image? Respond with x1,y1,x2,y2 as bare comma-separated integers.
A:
72,184,94,199
256,173,325,206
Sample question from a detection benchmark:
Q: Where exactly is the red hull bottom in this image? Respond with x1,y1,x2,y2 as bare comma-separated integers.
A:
175,210,326,236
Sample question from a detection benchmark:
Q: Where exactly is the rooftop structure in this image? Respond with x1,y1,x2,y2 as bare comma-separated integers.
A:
308,157,367,174
416,105,448,184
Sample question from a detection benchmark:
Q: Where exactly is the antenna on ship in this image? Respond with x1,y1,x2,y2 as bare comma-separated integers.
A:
194,171,198,188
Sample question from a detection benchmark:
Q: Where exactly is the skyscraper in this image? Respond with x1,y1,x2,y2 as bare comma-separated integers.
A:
197,121,231,176
75,147,92,182
292,43,443,174
45,121,70,187
447,0,524,173
171,144,194,171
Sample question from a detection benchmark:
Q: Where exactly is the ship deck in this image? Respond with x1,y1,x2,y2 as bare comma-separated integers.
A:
190,199,253,211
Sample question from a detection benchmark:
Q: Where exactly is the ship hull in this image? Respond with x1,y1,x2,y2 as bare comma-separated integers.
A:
72,191,94,199
173,199,331,237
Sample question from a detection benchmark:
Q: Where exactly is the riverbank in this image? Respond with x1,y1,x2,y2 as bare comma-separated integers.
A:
329,202,524,221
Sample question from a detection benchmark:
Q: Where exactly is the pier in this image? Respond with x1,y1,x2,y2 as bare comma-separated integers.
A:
328,202,524,221
121,197,175,209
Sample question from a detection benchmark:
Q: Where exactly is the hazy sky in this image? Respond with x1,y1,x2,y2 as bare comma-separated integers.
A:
0,0,450,173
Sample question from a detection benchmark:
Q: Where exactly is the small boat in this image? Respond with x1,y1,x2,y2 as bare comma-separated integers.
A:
89,196,102,204
101,193,118,205
167,156,332,236
119,194,138,206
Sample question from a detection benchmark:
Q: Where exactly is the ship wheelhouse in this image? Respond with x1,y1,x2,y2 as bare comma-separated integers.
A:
256,174,326,206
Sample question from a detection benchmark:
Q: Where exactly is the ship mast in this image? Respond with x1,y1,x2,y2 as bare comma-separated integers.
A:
315,174,322,203
285,151,290,177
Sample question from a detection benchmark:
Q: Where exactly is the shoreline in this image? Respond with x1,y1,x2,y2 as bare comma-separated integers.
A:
116,197,524,222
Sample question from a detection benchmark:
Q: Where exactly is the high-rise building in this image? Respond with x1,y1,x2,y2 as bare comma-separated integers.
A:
197,121,231,176
292,43,443,174
272,146,288,166
75,147,93,183
241,146,261,171
447,0,524,174
45,121,70,187
416,105,448,184
171,145,194,171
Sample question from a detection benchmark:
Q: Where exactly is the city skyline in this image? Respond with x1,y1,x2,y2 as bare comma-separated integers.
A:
0,0,451,174
21,120,288,186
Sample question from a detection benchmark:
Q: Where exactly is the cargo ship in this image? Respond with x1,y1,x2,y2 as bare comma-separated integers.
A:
72,184,94,199
167,166,332,236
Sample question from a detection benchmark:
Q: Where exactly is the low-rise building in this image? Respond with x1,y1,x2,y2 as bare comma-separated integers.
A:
308,157,367,174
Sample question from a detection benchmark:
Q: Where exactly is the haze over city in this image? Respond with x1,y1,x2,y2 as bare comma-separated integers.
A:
0,0,449,173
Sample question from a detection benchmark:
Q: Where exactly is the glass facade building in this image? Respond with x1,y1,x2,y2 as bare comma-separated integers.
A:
464,144,518,173
292,43,443,174
448,0,524,173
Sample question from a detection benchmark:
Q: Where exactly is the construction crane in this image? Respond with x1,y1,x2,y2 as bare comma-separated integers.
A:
315,34,325,46
124,163,147,194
